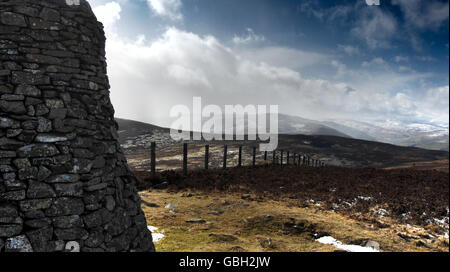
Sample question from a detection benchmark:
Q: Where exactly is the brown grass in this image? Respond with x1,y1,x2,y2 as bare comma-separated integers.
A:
140,190,449,252
385,159,449,173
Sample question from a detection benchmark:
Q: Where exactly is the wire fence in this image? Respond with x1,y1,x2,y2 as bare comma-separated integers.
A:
149,142,325,177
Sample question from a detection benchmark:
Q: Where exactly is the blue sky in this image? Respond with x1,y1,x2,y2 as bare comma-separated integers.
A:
88,0,449,128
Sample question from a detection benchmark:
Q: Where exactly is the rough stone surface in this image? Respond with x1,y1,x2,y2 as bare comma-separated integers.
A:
1,0,154,252
5,235,33,252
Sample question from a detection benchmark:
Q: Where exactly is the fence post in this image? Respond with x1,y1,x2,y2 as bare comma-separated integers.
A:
151,142,156,177
183,143,188,175
238,146,242,167
280,150,284,166
205,145,209,170
272,150,276,165
252,146,256,167
287,151,290,165
264,151,267,161
223,145,228,169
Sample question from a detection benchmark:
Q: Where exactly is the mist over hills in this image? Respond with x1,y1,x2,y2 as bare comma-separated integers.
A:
277,114,448,151
323,119,449,151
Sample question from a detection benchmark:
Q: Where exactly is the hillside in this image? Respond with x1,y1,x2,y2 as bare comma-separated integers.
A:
136,165,449,252
116,118,449,171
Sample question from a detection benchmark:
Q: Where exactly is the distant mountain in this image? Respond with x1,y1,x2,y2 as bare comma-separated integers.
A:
116,114,449,152
277,114,351,138
325,119,449,151
218,113,351,138
273,115,448,151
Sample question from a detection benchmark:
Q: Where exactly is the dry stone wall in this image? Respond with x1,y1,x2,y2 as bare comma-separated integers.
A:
0,0,155,252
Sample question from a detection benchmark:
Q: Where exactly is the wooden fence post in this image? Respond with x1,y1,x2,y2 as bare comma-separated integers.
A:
264,151,267,161
205,145,209,170
183,143,188,175
238,146,242,167
280,150,284,166
287,151,290,165
151,142,156,177
252,146,256,167
272,150,276,165
223,145,228,169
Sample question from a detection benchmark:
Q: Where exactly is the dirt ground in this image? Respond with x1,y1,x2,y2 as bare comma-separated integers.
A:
135,165,449,252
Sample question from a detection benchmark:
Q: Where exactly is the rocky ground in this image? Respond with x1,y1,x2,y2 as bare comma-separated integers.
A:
134,165,449,252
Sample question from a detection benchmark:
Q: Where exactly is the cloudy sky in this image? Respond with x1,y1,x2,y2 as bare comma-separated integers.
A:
87,0,449,129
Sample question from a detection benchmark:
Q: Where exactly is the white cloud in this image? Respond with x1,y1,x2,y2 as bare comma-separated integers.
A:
338,44,361,56
394,56,409,62
239,46,328,70
298,2,353,23
232,28,265,45
392,0,449,51
92,1,121,30
300,2,398,49
361,57,387,67
331,60,349,77
393,0,449,30
418,86,450,124
351,7,398,49
92,2,449,128
416,56,437,62
146,0,183,21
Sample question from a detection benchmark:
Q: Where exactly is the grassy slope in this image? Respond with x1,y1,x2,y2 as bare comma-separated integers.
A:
140,190,447,252
136,165,449,252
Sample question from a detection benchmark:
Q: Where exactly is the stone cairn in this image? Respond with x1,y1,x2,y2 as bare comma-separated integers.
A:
0,0,155,252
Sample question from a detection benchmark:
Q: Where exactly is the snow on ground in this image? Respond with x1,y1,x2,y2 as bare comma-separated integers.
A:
148,226,165,243
316,236,380,252
371,207,388,218
357,196,373,201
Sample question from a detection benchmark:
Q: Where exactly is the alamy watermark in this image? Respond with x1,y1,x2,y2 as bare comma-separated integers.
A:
365,0,380,5
65,0,80,5
170,97,279,151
